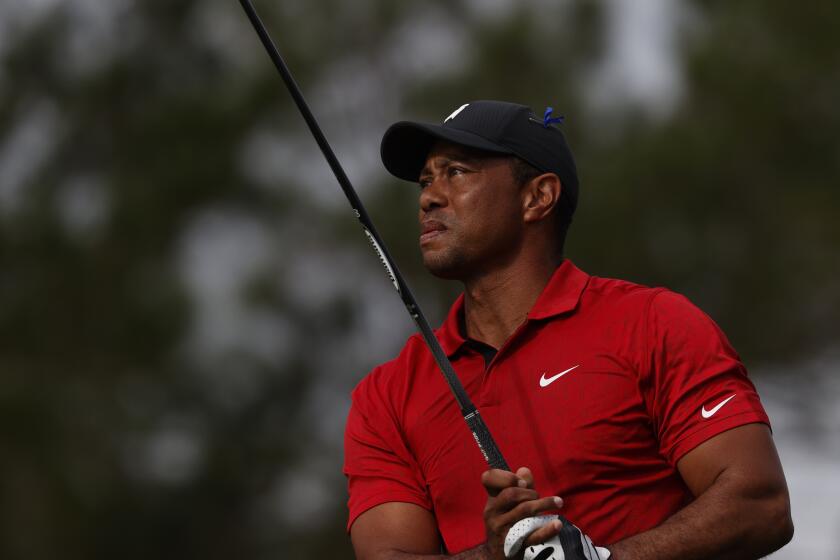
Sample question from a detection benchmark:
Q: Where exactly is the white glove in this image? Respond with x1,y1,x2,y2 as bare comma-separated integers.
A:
504,515,610,560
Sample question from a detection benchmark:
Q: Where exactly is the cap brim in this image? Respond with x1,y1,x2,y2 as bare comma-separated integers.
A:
380,122,513,182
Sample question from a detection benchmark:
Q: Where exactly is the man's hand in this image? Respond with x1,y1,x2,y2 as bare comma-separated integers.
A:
505,515,610,560
482,467,609,560
481,467,565,559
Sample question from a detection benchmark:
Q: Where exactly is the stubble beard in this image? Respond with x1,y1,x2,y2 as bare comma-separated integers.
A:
421,228,520,281
422,245,471,280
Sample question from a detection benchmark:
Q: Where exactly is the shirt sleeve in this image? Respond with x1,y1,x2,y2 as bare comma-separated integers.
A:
343,368,432,532
640,290,770,465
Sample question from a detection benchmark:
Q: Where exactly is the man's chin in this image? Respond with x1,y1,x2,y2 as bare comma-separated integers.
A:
421,252,468,280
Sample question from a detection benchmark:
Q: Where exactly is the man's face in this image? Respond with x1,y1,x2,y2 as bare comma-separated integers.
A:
417,141,524,280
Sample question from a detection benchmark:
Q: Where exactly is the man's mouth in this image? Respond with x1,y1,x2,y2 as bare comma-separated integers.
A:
420,220,447,244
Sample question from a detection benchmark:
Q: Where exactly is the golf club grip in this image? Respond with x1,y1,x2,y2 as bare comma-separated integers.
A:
238,0,511,473
465,409,510,471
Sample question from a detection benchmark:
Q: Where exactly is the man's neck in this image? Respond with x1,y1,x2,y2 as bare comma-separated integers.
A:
461,254,562,349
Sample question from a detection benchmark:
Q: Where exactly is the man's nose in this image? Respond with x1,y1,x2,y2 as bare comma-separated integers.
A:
419,176,447,212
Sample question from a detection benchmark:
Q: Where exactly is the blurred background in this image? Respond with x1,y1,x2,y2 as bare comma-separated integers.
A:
0,0,837,558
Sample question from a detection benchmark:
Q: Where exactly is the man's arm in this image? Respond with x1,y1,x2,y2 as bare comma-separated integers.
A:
350,502,480,560
607,423,793,560
350,468,563,560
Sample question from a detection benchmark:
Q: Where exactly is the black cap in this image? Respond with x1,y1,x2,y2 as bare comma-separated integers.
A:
380,100,578,210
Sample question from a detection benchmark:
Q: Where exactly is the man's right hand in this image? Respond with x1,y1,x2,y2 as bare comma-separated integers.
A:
481,467,565,560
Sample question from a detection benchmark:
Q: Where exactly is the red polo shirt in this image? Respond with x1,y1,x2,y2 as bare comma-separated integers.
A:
343,260,769,553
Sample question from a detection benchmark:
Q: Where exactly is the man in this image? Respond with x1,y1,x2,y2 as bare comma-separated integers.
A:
343,100,793,559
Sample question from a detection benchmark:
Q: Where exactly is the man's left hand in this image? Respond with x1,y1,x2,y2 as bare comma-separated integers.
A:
504,515,610,560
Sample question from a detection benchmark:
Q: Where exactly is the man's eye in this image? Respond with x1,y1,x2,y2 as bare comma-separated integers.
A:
419,179,431,189
448,167,464,176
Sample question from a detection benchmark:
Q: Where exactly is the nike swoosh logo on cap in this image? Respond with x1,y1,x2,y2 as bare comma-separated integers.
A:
539,365,580,388
701,394,736,419
444,103,469,122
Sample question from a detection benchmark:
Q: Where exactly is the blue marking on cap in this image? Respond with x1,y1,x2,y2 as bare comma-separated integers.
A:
543,107,565,128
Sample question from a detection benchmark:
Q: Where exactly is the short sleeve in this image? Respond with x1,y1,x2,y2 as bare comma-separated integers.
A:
640,290,770,465
343,369,432,532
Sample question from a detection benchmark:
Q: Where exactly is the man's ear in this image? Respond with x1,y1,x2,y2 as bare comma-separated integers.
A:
522,173,562,224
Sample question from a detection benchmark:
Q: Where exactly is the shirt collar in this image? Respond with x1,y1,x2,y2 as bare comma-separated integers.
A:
435,259,590,357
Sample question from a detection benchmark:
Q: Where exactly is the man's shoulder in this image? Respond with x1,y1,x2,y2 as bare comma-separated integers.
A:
583,272,668,309
580,272,710,325
581,271,723,342
352,332,431,398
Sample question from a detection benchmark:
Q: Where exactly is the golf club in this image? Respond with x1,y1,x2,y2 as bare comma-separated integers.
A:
238,0,509,472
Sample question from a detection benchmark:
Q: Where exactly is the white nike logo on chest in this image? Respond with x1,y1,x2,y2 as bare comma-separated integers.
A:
539,365,580,387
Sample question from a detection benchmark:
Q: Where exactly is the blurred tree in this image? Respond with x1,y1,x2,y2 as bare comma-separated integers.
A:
572,0,840,363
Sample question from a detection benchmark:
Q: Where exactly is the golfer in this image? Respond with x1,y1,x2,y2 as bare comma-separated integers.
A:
343,100,793,559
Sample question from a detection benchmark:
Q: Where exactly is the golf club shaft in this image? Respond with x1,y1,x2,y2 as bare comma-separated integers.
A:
238,0,508,471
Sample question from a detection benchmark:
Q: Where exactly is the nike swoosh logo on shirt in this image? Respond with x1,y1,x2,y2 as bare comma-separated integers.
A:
539,365,580,388
701,394,736,419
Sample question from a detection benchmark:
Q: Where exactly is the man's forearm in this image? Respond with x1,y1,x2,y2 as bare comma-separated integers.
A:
379,543,490,560
605,470,793,560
